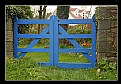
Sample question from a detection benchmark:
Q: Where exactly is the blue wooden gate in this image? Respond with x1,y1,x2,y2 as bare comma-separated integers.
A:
14,15,96,68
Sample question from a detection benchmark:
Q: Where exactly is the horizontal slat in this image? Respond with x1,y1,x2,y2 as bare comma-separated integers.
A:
18,26,50,57
17,19,50,24
18,48,49,52
58,63,95,68
17,34,50,38
58,19,93,24
59,48,92,53
59,34,92,38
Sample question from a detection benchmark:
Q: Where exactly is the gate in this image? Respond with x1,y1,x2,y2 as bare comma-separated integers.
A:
14,15,96,68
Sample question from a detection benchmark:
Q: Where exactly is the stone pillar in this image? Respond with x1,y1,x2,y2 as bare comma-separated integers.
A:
95,6,117,62
5,19,13,57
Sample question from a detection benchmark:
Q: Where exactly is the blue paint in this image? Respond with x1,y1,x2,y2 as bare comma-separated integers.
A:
18,48,50,52
91,22,96,65
58,19,93,24
58,63,95,68
17,34,50,38
58,34,92,38
14,16,18,58
49,15,54,66
17,19,50,24
59,48,92,53
14,15,96,68
53,15,59,66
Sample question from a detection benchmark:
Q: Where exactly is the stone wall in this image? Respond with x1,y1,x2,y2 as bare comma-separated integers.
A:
95,6,117,62
5,18,13,57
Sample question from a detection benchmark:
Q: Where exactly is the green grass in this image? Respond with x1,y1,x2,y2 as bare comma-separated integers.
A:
6,45,117,80
58,53,89,63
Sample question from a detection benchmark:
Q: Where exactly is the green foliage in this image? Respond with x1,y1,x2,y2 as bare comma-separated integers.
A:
18,38,33,45
6,6,33,20
58,53,89,63
59,44,73,48
19,6,33,19
18,24,31,34
97,57,117,71
6,6,34,34
68,25,91,34
59,44,66,48
39,38,49,45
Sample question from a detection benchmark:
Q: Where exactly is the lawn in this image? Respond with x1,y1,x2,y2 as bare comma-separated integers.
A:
6,44,117,80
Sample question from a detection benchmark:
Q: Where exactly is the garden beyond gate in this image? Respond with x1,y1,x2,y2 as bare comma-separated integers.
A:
14,15,96,68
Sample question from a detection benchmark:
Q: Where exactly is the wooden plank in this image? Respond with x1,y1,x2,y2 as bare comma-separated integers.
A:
49,16,54,65
91,22,96,64
57,63,95,68
53,15,58,65
17,34,50,38
18,48,50,52
17,19,50,24
59,34,92,38
14,16,18,58
59,48,92,53
58,19,93,24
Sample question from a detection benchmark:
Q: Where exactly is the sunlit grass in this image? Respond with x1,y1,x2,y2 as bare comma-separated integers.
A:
6,45,117,80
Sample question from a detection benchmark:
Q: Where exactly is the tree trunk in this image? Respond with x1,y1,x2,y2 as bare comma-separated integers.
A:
42,6,47,19
38,6,42,34
38,6,47,34
56,6,70,44
56,6,70,31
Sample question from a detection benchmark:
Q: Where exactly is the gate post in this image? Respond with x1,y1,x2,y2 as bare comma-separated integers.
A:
95,6,117,62
53,15,59,66
14,16,18,58
49,16,54,65
92,20,96,65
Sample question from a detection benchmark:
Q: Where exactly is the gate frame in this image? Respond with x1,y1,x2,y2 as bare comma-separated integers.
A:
14,15,96,68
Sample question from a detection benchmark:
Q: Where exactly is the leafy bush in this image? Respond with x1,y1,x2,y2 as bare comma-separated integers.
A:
59,44,73,48
67,25,91,34
18,39,33,46
6,6,33,20
97,57,117,71
6,6,33,34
